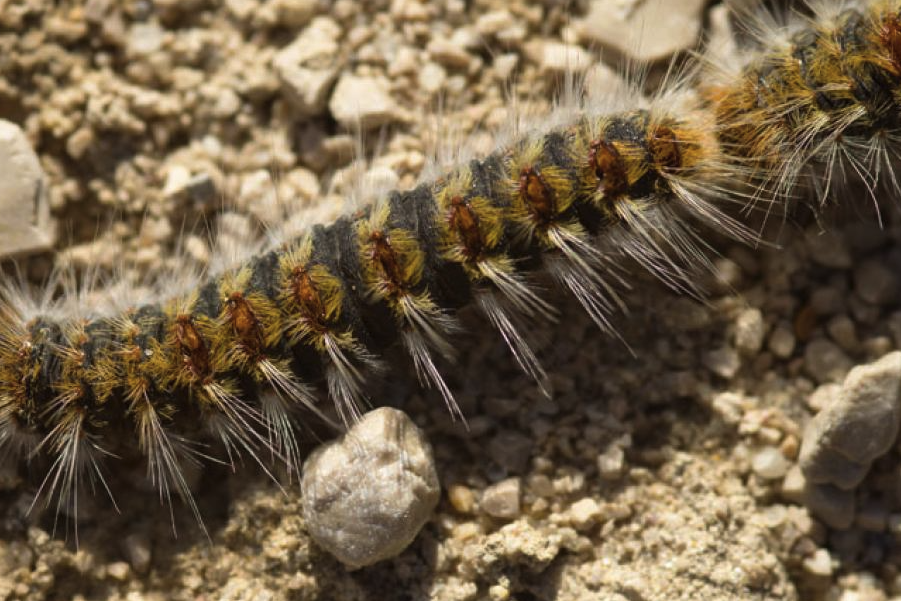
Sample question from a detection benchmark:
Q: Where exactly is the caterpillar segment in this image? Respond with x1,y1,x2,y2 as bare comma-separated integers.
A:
0,106,730,525
707,1,901,205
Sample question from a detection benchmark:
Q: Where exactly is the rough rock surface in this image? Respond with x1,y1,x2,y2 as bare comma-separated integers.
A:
301,407,440,568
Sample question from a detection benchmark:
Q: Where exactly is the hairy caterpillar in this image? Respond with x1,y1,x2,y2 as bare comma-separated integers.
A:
3,0,901,544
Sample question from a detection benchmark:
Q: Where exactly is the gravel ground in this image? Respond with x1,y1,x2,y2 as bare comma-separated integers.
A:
3,0,901,599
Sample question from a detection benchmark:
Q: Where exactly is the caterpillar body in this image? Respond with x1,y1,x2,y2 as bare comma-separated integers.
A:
3,0,901,537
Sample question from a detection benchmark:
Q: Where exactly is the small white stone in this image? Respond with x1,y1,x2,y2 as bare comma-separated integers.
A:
481,478,522,520
780,464,806,504
568,498,601,530
854,259,900,306
127,22,164,56
301,407,440,569
162,164,192,199
476,10,514,36
597,445,625,480
711,392,745,425
575,0,705,62
418,61,447,94
329,73,399,129
540,42,592,75
274,18,342,115
427,38,472,69
271,0,317,28
492,53,519,81
752,447,791,480
734,308,765,355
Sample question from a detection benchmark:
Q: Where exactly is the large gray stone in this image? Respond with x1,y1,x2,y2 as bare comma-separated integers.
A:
301,407,440,569
800,352,901,490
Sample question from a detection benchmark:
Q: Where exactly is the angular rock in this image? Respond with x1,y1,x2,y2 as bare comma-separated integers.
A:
274,17,342,115
800,352,901,490
301,407,440,569
803,338,853,384
329,73,398,129
480,477,521,520
575,0,705,63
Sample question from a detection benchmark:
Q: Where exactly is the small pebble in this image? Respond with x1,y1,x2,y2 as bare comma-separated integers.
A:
481,478,521,520
807,383,840,413
734,308,765,355
273,18,342,115
540,42,591,75
575,0,706,62
301,407,440,568
597,445,626,480
768,324,796,359
854,258,900,306
826,315,859,353
703,347,741,379
568,498,601,530
329,73,399,129
448,485,475,514
780,464,806,504
803,338,853,384
752,447,791,480
122,533,151,574
802,548,833,577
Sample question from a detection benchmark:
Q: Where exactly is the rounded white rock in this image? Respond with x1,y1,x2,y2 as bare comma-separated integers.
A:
301,407,440,569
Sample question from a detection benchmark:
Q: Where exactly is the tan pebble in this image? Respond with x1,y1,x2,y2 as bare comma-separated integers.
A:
476,10,513,36
568,498,601,530
452,522,481,541
448,485,475,514
768,323,797,359
273,18,342,115
329,73,399,129
106,561,130,581
481,478,521,520
597,446,625,480
802,548,832,577
735,308,765,355
540,42,591,75
752,447,791,480
123,533,151,574
575,0,705,62
488,584,510,601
